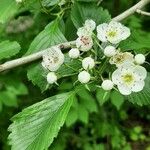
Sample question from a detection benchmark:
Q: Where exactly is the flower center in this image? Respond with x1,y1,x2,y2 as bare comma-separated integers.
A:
107,31,117,37
81,36,90,45
122,74,134,85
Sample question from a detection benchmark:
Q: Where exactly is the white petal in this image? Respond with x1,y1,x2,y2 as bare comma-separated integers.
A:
118,84,132,95
85,19,96,31
97,23,108,42
42,47,64,71
76,36,93,51
77,27,92,36
120,62,135,72
112,69,122,85
121,26,131,40
134,65,147,80
131,81,145,92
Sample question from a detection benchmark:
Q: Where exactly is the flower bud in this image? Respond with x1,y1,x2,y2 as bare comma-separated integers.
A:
69,48,80,59
135,54,145,65
101,80,114,91
104,45,116,57
47,72,57,84
82,57,95,70
78,71,90,84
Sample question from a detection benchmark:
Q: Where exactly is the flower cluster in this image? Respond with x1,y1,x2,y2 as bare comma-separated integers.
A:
41,19,147,96
41,47,64,84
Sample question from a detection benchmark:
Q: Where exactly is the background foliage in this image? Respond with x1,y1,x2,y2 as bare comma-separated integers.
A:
0,0,150,150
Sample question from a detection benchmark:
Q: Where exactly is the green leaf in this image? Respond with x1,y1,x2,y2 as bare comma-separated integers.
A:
42,0,59,7
26,20,67,55
71,2,111,28
27,63,48,92
0,91,18,107
0,40,21,60
0,0,18,24
111,90,124,110
120,31,150,52
96,88,110,106
56,55,82,78
127,73,150,106
77,88,97,112
78,105,89,124
26,20,67,91
65,108,78,127
8,92,74,150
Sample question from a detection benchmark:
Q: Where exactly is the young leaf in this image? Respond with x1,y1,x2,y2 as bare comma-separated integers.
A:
0,41,21,60
0,0,18,24
71,2,111,28
110,90,124,110
127,73,150,106
8,92,74,150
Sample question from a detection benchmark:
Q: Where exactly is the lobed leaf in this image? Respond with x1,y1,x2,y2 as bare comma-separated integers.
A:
0,40,21,60
71,2,111,28
0,0,18,24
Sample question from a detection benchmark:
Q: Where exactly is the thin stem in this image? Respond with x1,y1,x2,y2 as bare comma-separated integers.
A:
113,0,150,21
136,9,150,16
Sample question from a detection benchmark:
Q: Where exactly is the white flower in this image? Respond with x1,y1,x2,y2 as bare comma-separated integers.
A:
82,57,95,70
77,27,92,37
104,45,117,57
76,35,93,51
109,51,134,67
84,19,96,31
47,72,57,84
69,48,80,59
135,54,145,65
101,80,114,91
78,71,91,84
42,47,64,72
112,63,147,95
97,21,130,44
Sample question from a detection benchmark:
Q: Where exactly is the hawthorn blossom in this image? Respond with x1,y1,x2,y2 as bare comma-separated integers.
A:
97,21,130,44
112,63,147,95
42,47,64,72
77,27,92,37
76,35,93,51
84,19,96,31
109,51,134,67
